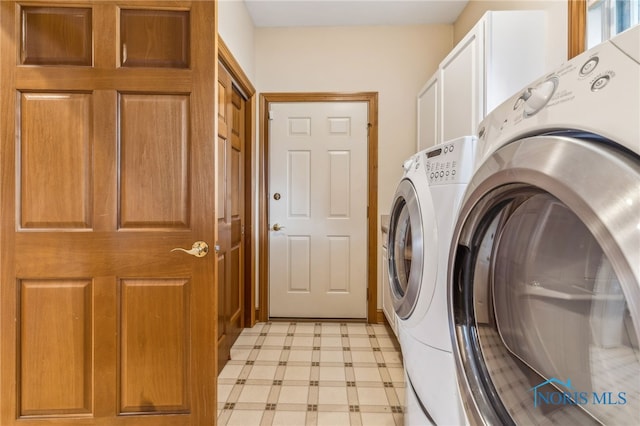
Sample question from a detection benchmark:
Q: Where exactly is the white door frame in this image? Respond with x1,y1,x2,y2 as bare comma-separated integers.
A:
258,92,379,323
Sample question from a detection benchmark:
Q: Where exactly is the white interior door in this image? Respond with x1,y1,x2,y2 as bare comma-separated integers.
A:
269,102,368,318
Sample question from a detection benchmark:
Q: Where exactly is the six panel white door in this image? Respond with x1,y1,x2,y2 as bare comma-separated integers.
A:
269,102,368,318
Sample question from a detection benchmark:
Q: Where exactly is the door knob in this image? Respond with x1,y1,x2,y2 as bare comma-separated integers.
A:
171,241,209,257
271,223,285,231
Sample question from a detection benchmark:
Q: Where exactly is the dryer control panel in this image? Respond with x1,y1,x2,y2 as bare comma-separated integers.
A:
423,136,476,185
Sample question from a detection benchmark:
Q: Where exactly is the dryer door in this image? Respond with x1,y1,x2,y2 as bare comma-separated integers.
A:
388,178,424,319
449,135,640,425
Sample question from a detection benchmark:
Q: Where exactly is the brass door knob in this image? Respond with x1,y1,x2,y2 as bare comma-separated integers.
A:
271,223,285,231
171,241,209,257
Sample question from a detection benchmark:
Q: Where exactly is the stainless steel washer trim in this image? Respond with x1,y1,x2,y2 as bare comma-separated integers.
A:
388,178,424,319
448,135,640,425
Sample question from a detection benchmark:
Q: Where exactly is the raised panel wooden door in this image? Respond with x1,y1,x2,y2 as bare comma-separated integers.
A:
1,2,217,425
268,102,368,318
216,63,245,372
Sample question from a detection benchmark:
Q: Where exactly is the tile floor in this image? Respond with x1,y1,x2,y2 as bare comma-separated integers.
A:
217,321,405,426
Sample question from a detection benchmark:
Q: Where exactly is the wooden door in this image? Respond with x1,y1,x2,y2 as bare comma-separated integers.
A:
216,63,245,372
268,102,368,318
0,2,217,425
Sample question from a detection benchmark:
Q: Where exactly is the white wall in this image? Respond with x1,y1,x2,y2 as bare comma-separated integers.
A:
454,0,568,69
218,0,256,81
255,24,453,309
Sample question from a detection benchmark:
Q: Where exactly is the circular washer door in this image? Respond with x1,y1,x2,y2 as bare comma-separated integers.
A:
388,178,424,319
449,135,640,425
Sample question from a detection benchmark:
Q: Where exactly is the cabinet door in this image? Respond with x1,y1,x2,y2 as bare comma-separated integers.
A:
417,74,439,150
439,20,484,142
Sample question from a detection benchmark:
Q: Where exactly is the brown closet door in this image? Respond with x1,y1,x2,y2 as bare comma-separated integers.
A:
217,63,245,373
0,2,217,425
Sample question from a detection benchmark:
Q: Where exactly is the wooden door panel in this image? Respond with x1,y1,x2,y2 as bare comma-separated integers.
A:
119,93,190,229
229,146,243,328
20,6,93,66
217,81,229,140
2,2,217,425
19,280,92,416
216,253,227,373
229,236,242,325
231,148,241,215
120,279,189,414
216,137,227,221
120,9,189,69
19,92,92,229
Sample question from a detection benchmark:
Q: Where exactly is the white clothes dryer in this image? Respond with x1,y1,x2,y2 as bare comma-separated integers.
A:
448,25,640,425
388,136,476,425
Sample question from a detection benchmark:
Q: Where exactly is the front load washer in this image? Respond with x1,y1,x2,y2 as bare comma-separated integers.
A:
388,136,476,425
448,25,640,425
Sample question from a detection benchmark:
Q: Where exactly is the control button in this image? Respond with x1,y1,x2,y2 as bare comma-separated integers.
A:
446,171,450,176
524,77,559,118
580,57,599,76
444,146,449,153
430,173,434,179
452,170,456,176
513,96,525,110
440,171,444,177
591,75,610,91
449,144,454,152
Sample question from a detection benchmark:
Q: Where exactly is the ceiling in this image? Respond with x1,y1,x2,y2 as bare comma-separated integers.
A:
243,0,470,27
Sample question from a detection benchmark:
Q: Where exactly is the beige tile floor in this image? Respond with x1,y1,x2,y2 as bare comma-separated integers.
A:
217,321,405,426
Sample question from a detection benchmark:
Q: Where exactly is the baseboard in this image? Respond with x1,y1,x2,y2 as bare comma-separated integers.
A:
250,308,387,326
376,309,389,326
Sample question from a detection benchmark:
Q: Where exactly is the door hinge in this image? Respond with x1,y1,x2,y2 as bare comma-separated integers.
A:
367,122,372,136
268,110,275,120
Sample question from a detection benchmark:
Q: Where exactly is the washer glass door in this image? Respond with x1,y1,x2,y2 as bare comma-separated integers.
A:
492,193,638,424
450,136,640,425
388,179,423,319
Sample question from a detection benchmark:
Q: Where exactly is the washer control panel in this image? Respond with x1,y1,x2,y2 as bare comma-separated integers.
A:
423,136,476,185
476,24,639,162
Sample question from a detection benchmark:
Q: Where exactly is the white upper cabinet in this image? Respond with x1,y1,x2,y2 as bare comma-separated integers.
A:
417,74,439,152
440,23,483,143
418,11,548,150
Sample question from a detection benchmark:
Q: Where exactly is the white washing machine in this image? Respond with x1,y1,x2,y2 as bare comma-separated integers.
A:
448,25,640,425
388,136,476,425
